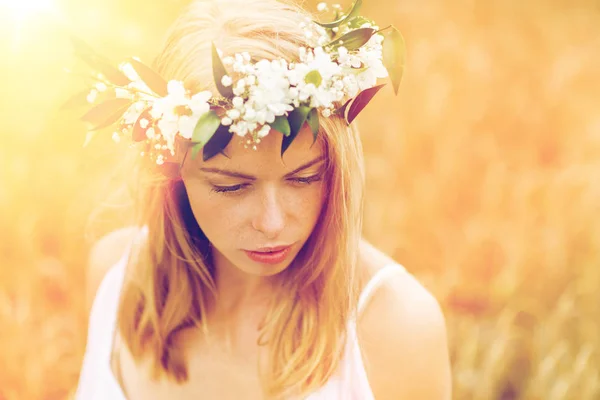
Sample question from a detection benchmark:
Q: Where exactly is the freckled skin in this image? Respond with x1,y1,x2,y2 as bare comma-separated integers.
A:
180,125,326,277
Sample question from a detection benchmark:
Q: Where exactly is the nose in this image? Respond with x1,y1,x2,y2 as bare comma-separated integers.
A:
251,185,286,240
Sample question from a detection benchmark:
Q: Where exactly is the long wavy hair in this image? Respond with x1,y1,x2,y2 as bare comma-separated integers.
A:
117,0,366,398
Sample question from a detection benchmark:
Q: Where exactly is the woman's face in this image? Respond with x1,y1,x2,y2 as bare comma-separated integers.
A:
181,125,327,277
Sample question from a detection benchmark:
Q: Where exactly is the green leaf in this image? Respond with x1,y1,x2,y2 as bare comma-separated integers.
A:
304,70,323,87
81,98,132,126
328,28,376,51
315,0,362,28
70,35,131,86
191,143,203,160
127,58,169,97
203,124,234,161
307,108,319,143
192,110,221,146
346,15,376,29
282,106,311,156
382,25,406,95
342,83,386,124
269,116,291,136
212,43,234,99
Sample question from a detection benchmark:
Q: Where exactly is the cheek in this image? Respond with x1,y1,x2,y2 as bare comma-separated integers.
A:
288,183,326,226
182,180,240,240
183,179,327,238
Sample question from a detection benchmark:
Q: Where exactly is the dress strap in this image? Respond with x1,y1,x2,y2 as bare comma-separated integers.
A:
105,226,148,358
357,263,405,315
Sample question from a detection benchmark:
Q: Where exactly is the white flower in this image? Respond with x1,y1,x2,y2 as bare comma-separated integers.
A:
232,96,244,108
147,81,213,145
146,127,156,139
189,91,212,115
119,62,140,82
221,75,233,87
157,116,179,148
257,124,271,137
230,120,249,137
317,2,328,12
122,102,145,125
115,88,133,99
86,89,97,103
177,114,201,139
342,75,359,97
233,86,245,96
244,108,257,121
128,80,153,97
103,19,391,150
227,109,241,120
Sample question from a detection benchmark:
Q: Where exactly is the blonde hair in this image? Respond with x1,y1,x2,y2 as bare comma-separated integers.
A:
117,1,366,398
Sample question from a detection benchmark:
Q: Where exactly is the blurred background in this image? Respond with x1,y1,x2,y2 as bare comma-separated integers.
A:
1,0,599,399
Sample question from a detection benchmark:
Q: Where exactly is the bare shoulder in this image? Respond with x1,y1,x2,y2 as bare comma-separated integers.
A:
86,226,142,312
357,239,452,400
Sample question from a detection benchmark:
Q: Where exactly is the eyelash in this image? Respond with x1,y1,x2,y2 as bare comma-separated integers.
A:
211,175,322,194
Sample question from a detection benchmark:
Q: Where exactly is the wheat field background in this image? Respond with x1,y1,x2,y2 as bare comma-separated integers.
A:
1,0,599,399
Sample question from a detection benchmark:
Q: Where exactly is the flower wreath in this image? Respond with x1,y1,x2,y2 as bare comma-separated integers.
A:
63,0,405,176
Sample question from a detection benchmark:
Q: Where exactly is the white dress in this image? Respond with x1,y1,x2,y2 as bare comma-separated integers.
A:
74,242,405,399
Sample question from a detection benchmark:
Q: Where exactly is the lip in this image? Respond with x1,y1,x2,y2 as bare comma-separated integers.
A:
244,245,292,265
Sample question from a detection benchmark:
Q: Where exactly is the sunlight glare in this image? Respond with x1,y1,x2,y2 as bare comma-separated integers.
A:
0,0,57,19
0,0,64,51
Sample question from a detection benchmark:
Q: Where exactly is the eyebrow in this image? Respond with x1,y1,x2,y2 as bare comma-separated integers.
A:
199,156,326,180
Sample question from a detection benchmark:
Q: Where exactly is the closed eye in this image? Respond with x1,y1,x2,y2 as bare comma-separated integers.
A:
210,175,322,195
211,183,248,194
288,175,322,185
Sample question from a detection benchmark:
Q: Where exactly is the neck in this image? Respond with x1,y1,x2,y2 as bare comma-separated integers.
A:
210,249,276,318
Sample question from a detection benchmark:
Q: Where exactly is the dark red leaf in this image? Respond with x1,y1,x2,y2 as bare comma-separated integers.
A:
81,98,132,126
127,58,169,97
307,108,319,143
212,43,234,99
203,124,233,161
282,106,311,156
89,104,131,131
345,84,386,124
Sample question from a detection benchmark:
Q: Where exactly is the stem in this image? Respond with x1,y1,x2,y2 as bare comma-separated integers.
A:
375,25,393,35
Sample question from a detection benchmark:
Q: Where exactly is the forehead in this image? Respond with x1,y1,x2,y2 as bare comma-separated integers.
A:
186,125,325,176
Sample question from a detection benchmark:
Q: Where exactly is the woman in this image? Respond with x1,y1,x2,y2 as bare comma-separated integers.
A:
74,0,451,398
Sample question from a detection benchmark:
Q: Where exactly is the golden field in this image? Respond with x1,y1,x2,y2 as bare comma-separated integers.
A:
1,0,599,399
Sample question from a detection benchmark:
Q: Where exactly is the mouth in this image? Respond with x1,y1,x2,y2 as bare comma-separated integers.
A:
243,245,293,265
